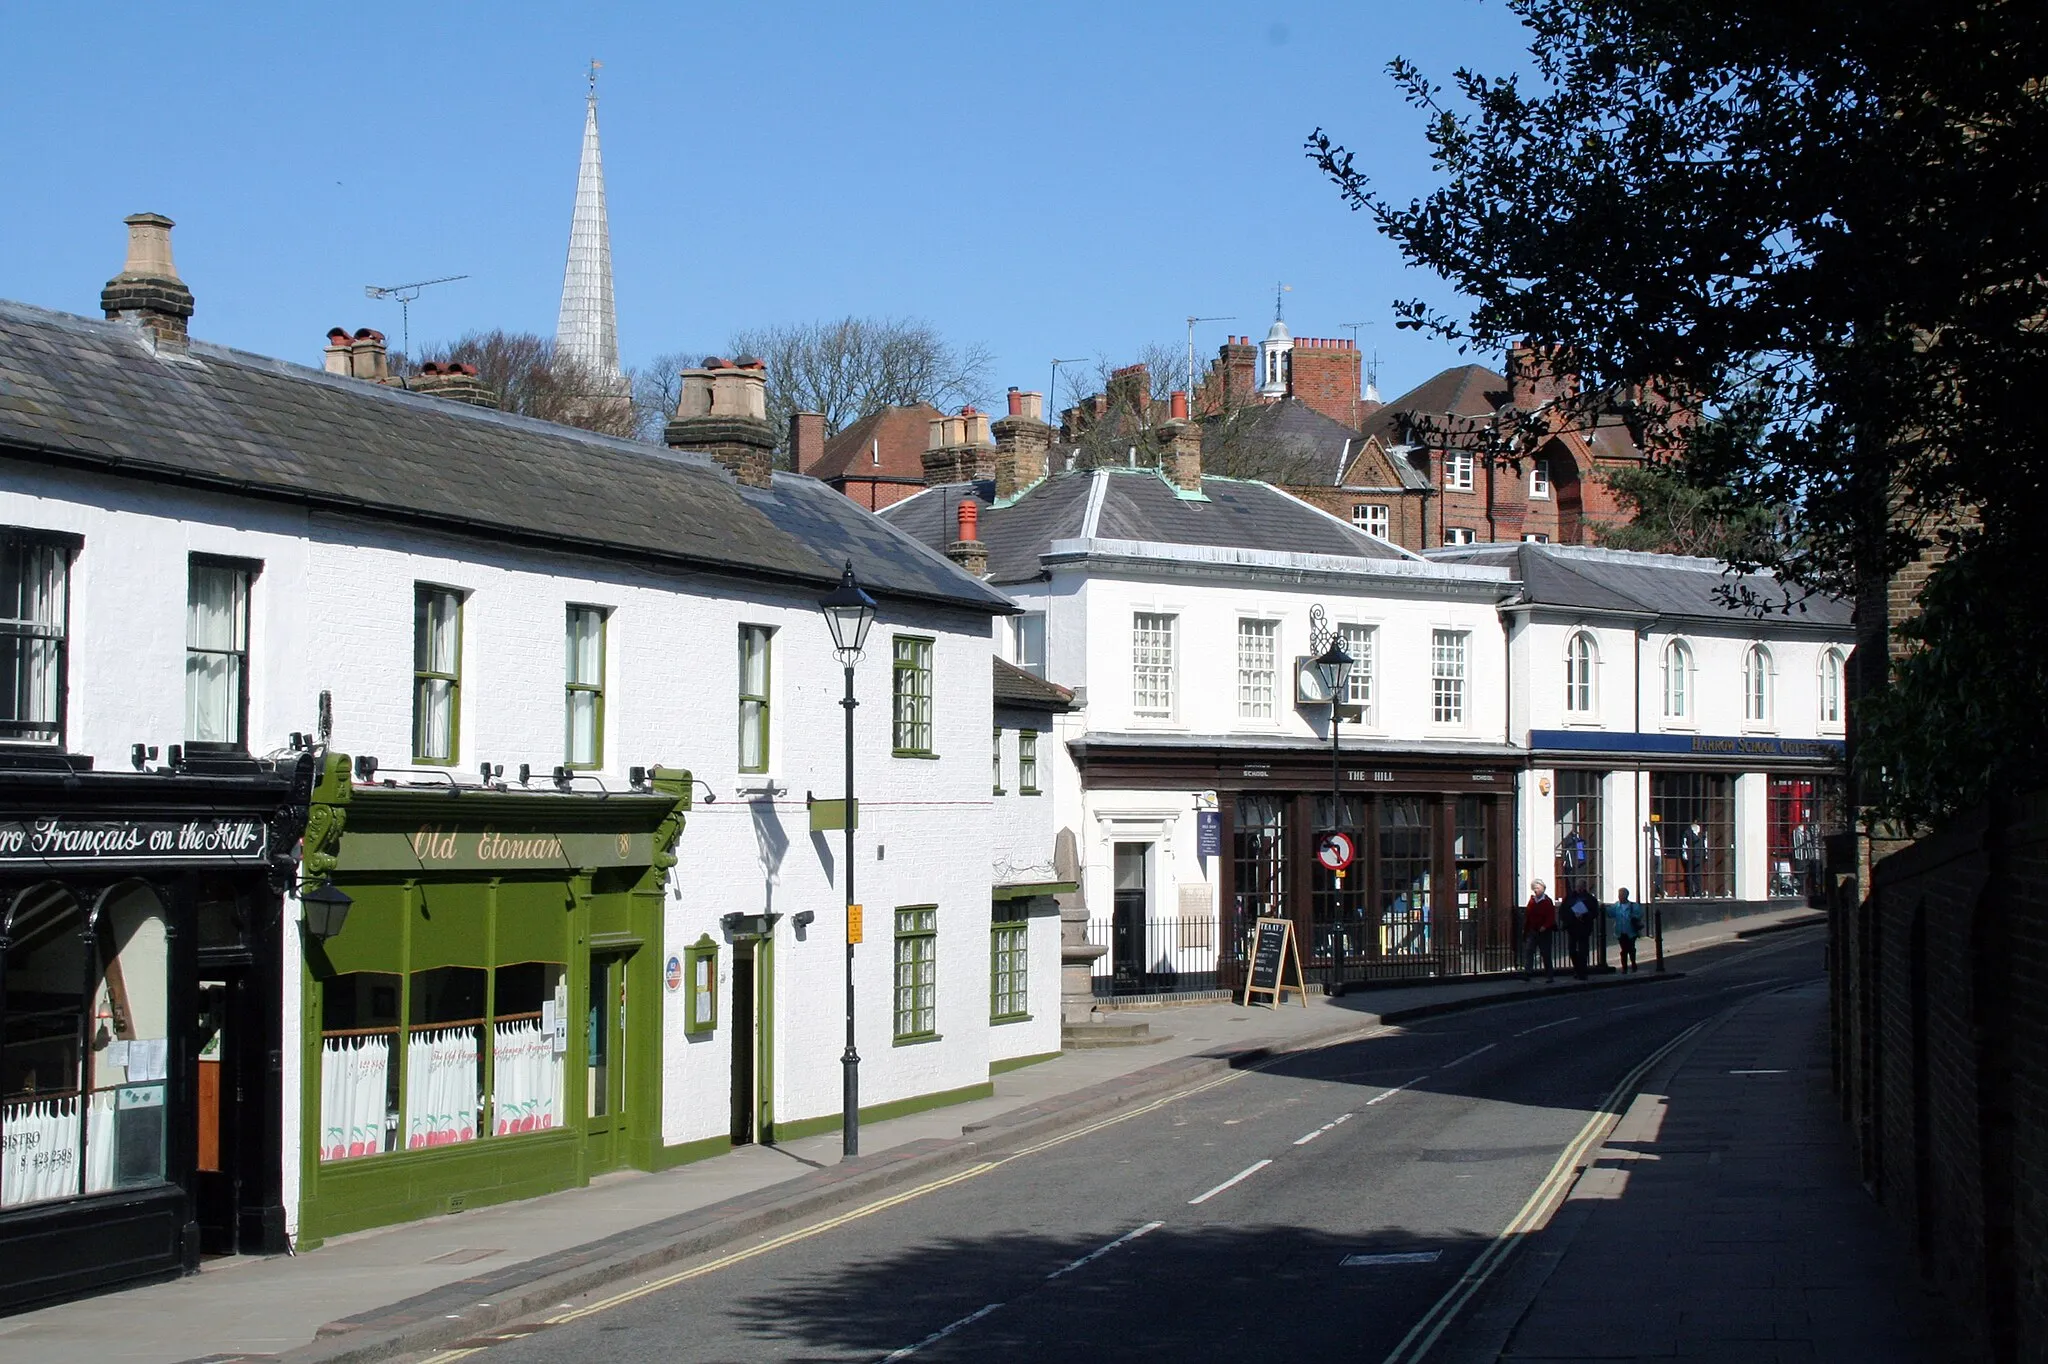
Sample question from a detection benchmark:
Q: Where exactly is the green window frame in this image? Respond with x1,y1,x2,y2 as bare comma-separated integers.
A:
683,935,719,1036
991,903,1029,1023
892,635,934,756
893,905,938,1041
565,604,608,768
413,585,463,764
992,726,1004,795
1019,730,1040,795
738,624,772,773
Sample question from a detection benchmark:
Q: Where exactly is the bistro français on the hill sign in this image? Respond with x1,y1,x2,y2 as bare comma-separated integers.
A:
0,816,269,866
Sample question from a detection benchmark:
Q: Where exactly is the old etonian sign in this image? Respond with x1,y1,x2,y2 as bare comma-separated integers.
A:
0,816,269,866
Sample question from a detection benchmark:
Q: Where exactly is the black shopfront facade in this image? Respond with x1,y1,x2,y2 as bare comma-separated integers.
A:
0,757,306,1312
1072,739,1520,992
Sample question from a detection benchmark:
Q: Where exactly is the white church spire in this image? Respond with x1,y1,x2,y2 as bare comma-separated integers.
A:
556,63,621,383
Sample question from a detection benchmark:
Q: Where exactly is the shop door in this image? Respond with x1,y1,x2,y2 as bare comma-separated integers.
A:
729,942,774,1145
193,976,237,1255
585,953,631,1171
1112,843,1148,991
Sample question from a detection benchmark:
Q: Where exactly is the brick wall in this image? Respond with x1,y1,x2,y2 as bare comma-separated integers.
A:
1288,339,1364,427
1837,789,2048,1360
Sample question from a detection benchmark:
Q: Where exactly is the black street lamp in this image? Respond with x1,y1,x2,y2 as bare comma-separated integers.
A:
819,561,876,1157
1308,605,1355,985
300,878,354,941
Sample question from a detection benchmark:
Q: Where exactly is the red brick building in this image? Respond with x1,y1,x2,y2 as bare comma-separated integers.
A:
797,401,945,510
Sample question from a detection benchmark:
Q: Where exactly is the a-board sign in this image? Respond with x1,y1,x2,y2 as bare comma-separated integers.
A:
1242,915,1308,1009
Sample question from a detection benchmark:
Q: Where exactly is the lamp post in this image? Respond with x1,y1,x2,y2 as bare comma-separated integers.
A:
819,561,877,1157
1308,606,1354,986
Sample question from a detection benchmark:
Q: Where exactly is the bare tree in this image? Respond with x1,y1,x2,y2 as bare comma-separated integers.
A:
404,330,637,440
630,349,704,442
726,317,995,461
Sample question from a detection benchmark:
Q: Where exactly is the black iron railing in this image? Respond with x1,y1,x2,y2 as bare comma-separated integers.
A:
1085,916,1221,997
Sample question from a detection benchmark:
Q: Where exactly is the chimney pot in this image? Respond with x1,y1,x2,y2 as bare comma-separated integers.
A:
1169,390,1189,420
946,497,989,576
1007,387,1024,416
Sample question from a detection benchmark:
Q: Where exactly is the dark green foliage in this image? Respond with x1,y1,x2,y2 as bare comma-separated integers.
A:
1308,0,2048,824
1595,463,1778,562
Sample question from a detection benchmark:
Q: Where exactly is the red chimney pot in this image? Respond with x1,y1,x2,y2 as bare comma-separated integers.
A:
957,498,980,542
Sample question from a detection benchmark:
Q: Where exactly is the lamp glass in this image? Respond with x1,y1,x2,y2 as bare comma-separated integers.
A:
301,879,354,941
1313,639,1354,700
819,561,877,661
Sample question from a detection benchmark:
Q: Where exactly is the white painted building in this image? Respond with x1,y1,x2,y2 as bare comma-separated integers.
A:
1435,542,1852,923
0,217,1022,1299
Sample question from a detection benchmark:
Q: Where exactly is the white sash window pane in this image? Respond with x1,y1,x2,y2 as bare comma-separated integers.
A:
1132,613,1176,717
739,625,771,773
1340,624,1376,720
413,587,462,763
186,562,250,746
1,537,68,744
1431,629,1467,725
566,690,599,765
565,606,606,766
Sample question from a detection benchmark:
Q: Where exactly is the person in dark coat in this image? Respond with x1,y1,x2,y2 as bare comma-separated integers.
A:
1562,885,1600,979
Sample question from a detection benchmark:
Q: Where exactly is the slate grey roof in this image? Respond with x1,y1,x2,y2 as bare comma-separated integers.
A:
993,658,1073,711
880,468,1417,585
1200,396,1362,485
1435,543,1852,627
0,300,1007,615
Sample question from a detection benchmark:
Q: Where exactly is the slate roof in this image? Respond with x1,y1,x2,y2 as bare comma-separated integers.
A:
1435,543,1852,627
993,658,1074,711
1200,396,1362,485
1360,364,1511,449
880,468,1418,586
0,301,1006,614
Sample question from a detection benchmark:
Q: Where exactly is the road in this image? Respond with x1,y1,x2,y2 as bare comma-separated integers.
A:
419,928,1826,1364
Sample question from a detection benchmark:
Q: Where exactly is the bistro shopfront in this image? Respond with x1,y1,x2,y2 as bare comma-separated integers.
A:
1072,738,1520,993
0,756,309,1312
294,755,689,1246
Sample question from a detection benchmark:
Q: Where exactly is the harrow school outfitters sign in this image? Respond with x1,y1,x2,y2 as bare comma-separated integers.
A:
0,816,267,865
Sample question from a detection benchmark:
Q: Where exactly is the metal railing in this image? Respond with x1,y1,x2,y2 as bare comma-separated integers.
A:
1085,916,1221,997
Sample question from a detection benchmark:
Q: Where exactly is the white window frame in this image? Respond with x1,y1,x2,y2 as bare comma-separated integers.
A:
1445,527,1477,546
1565,630,1598,717
1339,622,1377,726
1522,533,1550,543
1744,643,1775,728
1236,618,1279,721
1530,457,1551,499
1819,648,1845,730
1431,629,1469,725
1662,638,1694,723
1013,612,1046,677
1350,503,1390,539
1132,612,1177,719
1446,450,1476,491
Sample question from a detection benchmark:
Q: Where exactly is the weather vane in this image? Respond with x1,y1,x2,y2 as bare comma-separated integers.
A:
1275,282,1293,320
588,59,602,97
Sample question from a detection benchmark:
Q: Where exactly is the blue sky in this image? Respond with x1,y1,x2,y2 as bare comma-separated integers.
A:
1,2,1534,408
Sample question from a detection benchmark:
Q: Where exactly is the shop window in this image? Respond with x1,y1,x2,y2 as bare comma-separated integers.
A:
738,624,772,773
406,967,485,1149
0,531,72,747
1662,639,1694,720
1379,796,1435,956
2,882,170,1208
491,962,566,1136
990,902,1028,1023
1132,613,1176,718
892,636,934,756
1232,795,1288,958
1018,731,1040,795
1454,796,1490,930
683,937,718,1037
893,906,938,1041
319,970,401,1161
1340,623,1376,722
187,557,255,751
1309,794,1366,964
1768,777,1844,900
1649,773,1734,898
1565,631,1598,716
1744,644,1774,727
1236,619,1278,720
1431,630,1468,724
413,585,463,764
1554,770,1605,897
565,604,607,768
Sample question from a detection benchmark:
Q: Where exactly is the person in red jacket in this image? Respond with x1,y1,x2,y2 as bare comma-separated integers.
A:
1523,879,1557,981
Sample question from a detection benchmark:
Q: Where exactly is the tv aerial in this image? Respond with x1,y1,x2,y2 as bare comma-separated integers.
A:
363,274,469,359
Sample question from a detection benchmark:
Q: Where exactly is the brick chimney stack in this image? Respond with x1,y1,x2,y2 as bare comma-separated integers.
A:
410,361,499,408
922,406,997,485
1158,390,1203,493
790,411,827,475
1508,340,1579,411
991,387,1051,499
348,328,390,382
665,357,778,488
101,213,195,355
946,497,989,577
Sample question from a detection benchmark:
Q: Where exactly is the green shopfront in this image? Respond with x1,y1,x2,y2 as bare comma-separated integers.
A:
295,756,689,1245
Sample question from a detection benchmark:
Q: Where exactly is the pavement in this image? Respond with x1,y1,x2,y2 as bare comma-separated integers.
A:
0,904,1828,1364
1438,974,1956,1363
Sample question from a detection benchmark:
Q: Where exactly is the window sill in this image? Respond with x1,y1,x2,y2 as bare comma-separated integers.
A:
1018,788,1041,797
894,750,940,760
991,1012,1032,1026
892,1031,944,1048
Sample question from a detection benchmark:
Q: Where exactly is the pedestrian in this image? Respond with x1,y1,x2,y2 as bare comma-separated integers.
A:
1563,885,1599,979
1609,887,1645,974
1522,880,1556,981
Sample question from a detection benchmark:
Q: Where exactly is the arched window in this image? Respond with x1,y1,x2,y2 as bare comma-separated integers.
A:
1565,631,1597,715
1744,644,1774,725
1662,639,1693,719
1819,648,1845,726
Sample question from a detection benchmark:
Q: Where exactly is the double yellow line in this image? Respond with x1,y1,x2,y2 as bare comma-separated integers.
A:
1379,1016,1709,1364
